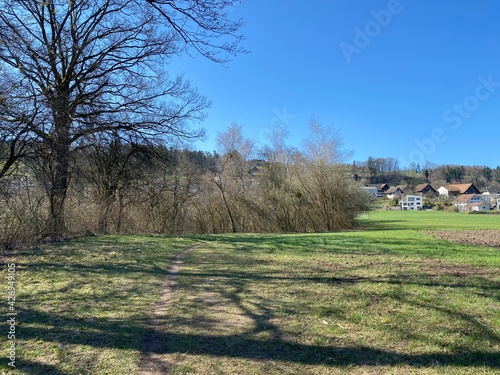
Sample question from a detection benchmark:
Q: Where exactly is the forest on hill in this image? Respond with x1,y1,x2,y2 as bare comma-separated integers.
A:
352,157,500,190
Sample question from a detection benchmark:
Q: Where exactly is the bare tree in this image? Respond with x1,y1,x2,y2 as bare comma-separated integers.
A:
0,71,39,178
146,148,201,234
74,132,154,233
214,123,254,233
0,0,244,236
259,124,301,231
295,118,369,231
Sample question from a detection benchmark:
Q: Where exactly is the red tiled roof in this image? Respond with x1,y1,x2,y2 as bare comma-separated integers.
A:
414,183,436,192
385,186,402,194
444,183,476,194
456,194,477,203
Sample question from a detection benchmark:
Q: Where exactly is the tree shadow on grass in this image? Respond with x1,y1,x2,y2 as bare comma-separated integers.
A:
17,307,499,371
152,331,500,368
356,219,412,232
155,241,499,371
16,258,500,373
14,236,500,374
3,360,72,375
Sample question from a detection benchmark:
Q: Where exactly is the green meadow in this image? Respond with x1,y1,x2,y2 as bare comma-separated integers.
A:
1,210,499,374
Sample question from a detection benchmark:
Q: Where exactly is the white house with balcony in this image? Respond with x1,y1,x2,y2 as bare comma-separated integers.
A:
400,194,423,210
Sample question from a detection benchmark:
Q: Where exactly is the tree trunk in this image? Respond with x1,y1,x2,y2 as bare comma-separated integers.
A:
46,97,72,238
97,192,115,234
46,140,70,237
221,190,237,233
117,191,125,233
214,177,237,233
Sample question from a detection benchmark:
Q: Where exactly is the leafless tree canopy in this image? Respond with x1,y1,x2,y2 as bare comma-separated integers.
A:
0,0,244,235
0,2,371,244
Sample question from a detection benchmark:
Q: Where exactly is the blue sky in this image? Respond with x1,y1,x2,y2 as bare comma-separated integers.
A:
169,0,500,168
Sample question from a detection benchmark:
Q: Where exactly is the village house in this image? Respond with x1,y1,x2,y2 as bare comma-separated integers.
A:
366,183,390,197
455,194,489,212
464,201,490,212
362,186,379,198
400,194,423,210
482,185,500,209
414,183,438,196
437,183,481,197
385,186,403,200
482,185,500,195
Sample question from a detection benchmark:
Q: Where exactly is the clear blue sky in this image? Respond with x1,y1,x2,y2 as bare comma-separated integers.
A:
169,0,500,168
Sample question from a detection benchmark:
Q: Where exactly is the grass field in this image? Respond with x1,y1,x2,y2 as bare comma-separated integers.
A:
1,210,499,374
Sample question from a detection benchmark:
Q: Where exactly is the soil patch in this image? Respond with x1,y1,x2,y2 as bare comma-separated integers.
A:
423,229,500,248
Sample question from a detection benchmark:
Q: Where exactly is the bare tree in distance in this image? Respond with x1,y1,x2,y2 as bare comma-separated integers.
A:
301,117,353,166
214,123,254,233
296,118,368,231
0,0,245,236
259,124,301,231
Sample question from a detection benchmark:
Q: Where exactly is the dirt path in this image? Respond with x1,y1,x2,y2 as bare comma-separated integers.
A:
138,243,202,375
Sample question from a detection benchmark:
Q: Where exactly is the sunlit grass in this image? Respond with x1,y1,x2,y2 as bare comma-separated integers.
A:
1,211,499,374
360,209,500,231
0,235,198,374
162,226,499,374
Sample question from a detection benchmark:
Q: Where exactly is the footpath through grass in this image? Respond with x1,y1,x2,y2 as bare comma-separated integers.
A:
0,235,199,374
1,210,499,374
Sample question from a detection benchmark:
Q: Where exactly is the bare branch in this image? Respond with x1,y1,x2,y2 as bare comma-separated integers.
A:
0,0,243,235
